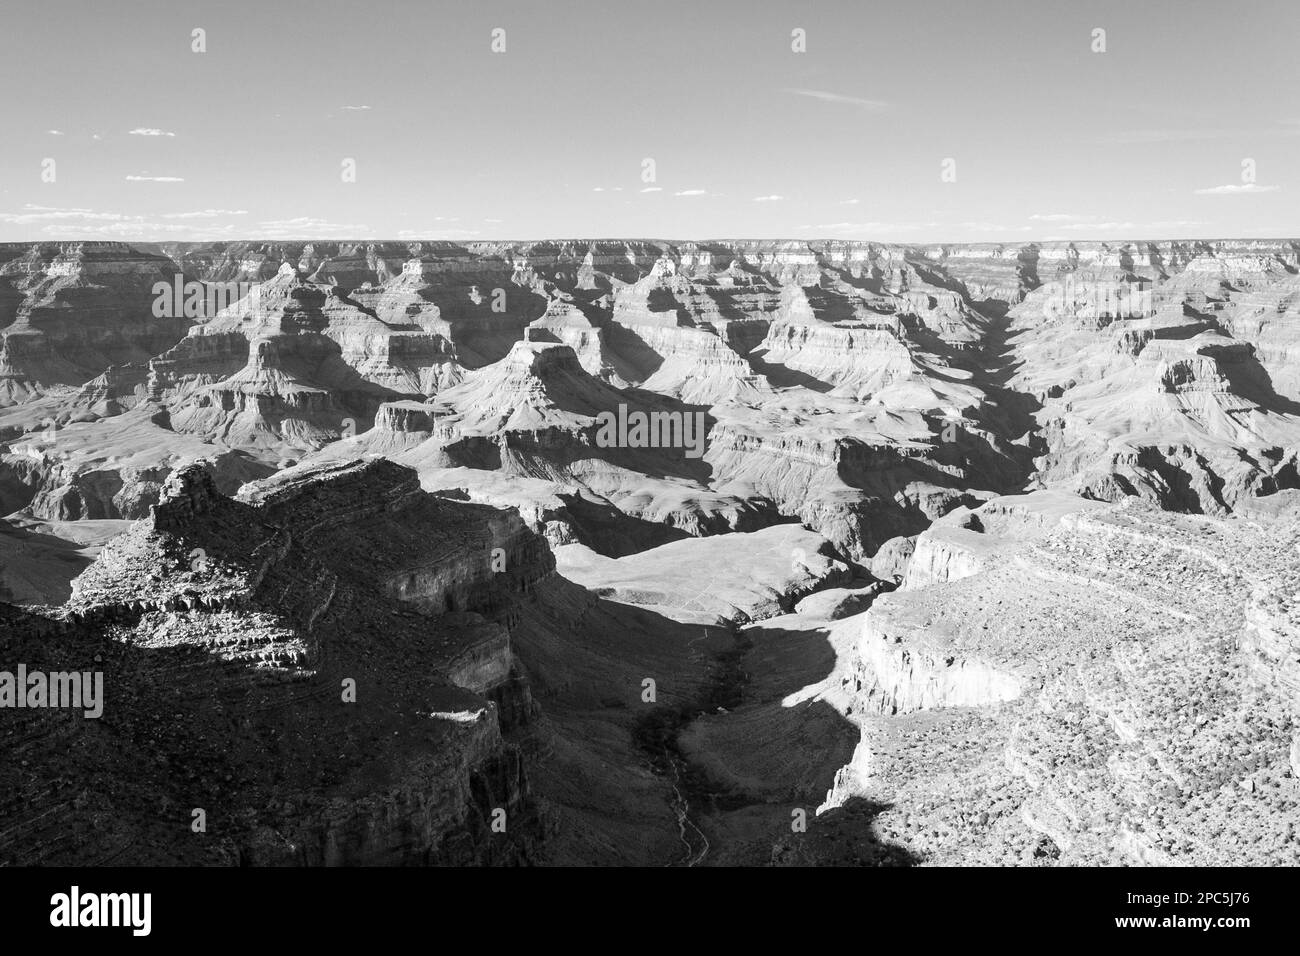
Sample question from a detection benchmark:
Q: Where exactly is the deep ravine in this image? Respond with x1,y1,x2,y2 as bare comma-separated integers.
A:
632,627,754,867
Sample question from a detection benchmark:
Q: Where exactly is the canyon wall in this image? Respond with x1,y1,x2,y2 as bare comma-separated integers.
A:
1,459,555,865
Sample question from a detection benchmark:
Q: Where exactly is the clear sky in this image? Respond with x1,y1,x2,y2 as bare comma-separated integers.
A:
1,0,1297,243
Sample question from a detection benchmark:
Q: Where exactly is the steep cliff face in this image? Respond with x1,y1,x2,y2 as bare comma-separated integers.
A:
901,525,997,589
606,265,773,404
900,491,1109,588
0,243,192,405
148,266,410,458
839,597,1025,716
810,495,1300,865
4,238,1297,563
1222,272,1300,402
757,312,916,398
1,459,553,866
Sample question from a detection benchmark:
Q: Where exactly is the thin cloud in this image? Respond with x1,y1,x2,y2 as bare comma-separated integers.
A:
1193,183,1280,195
960,222,1032,233
46,129,64,136
782,88,890,112
340,105,372,111
802,221,938,234
840,199,860,206
674,189,707,196
396,228,482,239
21,204,92,213
804,220,1026,235
126,175,184,182
639,186,662,193
1,205,255,239
0,205,129,224
254,216,372,238
1054,219,1209,231
40,221,223,237
161,209,249,219
7,210,244,239
1027,214,1209,232
129,128,176,137
753,195,784,202
1055,221,1138,231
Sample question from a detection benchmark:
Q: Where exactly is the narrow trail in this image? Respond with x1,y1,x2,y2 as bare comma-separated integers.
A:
665,755,710,867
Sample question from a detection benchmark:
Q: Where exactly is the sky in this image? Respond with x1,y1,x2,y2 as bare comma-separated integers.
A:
1,0,1298,244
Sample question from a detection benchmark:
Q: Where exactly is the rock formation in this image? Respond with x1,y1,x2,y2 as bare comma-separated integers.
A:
1,459,550,865
2,237,1297,867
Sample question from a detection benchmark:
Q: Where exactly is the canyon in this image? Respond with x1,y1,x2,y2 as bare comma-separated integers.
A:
1,238,1298,866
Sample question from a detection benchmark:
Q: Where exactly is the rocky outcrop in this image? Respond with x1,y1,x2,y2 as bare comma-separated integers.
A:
1,458,553,866
794,584,885,619
809,495,1300,865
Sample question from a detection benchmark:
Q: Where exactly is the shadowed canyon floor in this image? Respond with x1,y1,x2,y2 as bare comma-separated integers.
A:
2,239,1298,865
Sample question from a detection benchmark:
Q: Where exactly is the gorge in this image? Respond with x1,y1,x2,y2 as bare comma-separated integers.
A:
1,238,1298,866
